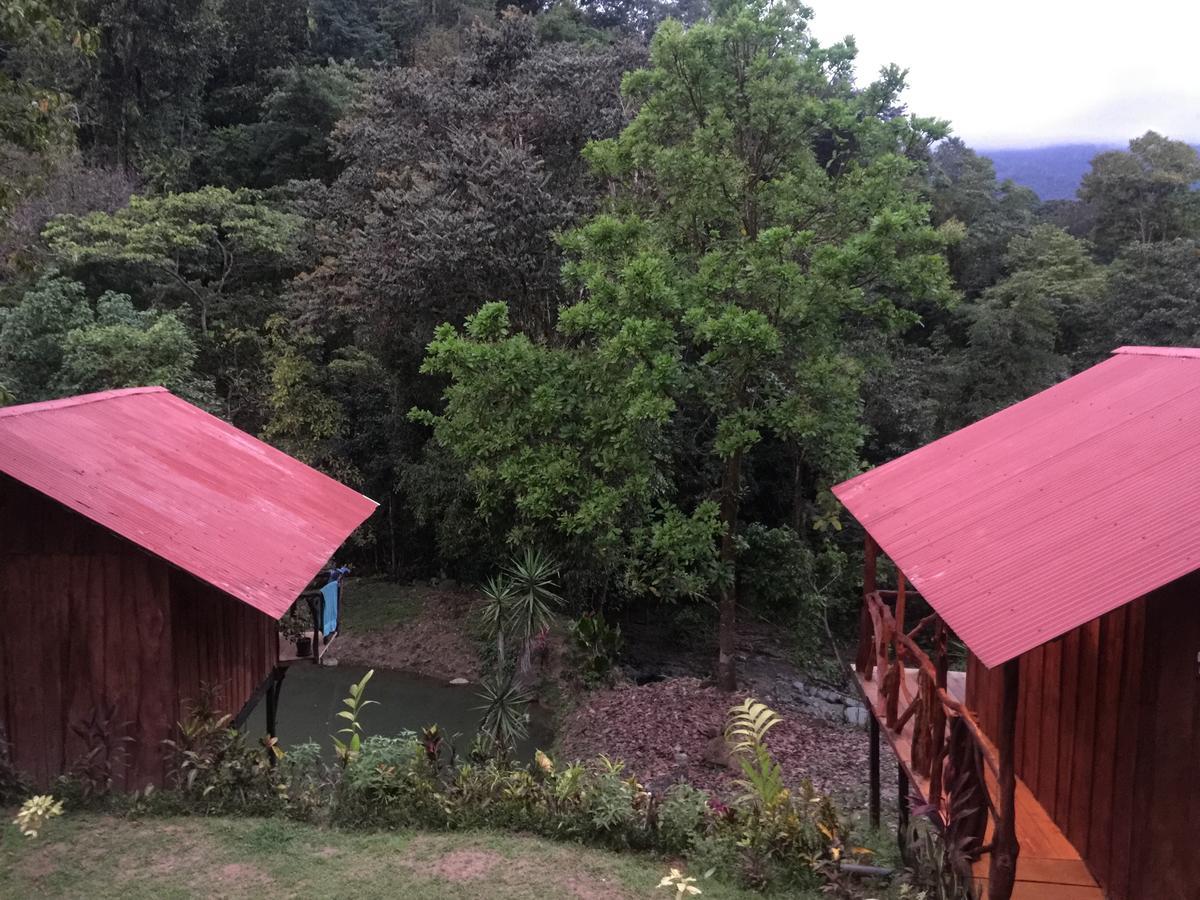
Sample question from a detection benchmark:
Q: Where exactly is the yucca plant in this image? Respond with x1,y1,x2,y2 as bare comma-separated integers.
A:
502,547,562,641
725,698,786,808
476,673,532,759
478,548,562,676
479,574,518,670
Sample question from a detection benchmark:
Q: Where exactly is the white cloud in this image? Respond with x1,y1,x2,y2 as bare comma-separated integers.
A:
807,0,1200,147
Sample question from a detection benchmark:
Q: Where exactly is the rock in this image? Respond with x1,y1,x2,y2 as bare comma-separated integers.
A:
700,733,734,769
844,705,870,728
321,657,339,667
449,677,470,685
805,698,845,721
791,679,806,694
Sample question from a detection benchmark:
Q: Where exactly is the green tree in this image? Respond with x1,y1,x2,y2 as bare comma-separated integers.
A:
928,138,1038,297
1092,239,1200,351
42,186,304,424
195,63,363,188
0,0,96,210
422,0,953,689
0,274,210,403
952,225,1105,423
1078,131,1200,260
577,0,952,689
72,0,225,177
43,186,303,337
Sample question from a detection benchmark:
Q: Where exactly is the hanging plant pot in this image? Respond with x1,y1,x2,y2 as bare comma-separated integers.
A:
295,635,312,657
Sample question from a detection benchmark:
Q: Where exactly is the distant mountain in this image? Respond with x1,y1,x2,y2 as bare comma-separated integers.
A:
978,144,1120,201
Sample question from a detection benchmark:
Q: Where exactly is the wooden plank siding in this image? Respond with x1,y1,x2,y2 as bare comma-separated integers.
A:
966,572,1200,899
169,569,277,727
0,475,278,789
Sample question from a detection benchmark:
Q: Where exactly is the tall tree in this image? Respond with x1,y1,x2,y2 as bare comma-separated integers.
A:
928,138,1038,297
1092,239,1200,352
0,0,96,210
422,0,953,689
1078,131,1200,260
0,274,210,404
42,186,303,424
951,225,1105,423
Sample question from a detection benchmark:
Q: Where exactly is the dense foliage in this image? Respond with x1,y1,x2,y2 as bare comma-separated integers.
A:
4,0,1200,686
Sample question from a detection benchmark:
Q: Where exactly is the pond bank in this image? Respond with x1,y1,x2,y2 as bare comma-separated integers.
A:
244,664,554,762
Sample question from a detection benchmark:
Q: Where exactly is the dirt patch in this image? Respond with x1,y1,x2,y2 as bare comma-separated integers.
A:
16,846,60,880
337,585,481,681
216,862,275,888
558,676,873,803
401,836,637,898
420,848,503,882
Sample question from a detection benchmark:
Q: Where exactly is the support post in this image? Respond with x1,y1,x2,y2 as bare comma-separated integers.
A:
265,666,287,738
869,714,881,828
988,659,1021,900
898,764,910,860
856,536,879,675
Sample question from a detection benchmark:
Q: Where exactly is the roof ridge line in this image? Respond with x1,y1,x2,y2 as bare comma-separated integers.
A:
0,386,167,419
1112,346,1200,359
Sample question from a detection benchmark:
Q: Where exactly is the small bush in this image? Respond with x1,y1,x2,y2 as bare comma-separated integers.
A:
657,783,710,854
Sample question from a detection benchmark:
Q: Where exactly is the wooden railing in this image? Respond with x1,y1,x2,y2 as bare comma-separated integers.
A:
856,587,1004,872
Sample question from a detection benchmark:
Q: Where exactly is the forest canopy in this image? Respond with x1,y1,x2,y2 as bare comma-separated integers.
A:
3,0,1200,686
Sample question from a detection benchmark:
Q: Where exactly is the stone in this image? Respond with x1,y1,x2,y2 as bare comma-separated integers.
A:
805,698,845,720
321,657,339,667
449,677,470,685
700,734,734,769
791,679,806,694
844,705,870,728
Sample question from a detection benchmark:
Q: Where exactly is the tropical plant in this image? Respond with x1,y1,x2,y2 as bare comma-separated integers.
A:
12,794,63,838
332,669,377,767
475,674,532,759
479,573,519,671
502,547,562,645
478,548,563,676
657,867,702,897
903,818,974,900
65,700,133,800
569,612,623,683
725,699,786,809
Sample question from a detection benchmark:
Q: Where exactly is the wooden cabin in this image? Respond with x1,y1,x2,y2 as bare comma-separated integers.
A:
0,387,376,788
833,347,1200,900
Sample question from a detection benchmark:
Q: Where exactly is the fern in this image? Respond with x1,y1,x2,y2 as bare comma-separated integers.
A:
725,698,787,808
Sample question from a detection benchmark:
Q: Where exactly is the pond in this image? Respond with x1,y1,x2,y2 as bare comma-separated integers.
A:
242,664,554,763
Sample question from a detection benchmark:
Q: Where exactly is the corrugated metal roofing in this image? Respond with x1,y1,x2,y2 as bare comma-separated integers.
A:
0,387,377,619
833,347,1200,668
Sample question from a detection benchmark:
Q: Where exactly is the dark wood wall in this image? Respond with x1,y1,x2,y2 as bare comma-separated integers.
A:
170,569,277,726
0,475,277,788
967,573,1200,899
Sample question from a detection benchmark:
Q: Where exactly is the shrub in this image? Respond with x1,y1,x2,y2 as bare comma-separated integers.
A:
568,612,623,684
161,693,285,816
657,783,710,854
336,734,444,828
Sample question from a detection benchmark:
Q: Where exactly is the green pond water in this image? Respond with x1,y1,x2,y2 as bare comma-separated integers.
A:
243,664,554,762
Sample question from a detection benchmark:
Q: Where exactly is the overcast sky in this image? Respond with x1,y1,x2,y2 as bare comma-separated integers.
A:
807,0,1200,149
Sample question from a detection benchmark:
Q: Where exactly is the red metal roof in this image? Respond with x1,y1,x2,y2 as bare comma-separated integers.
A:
833,347,1200,668
0,387,377,619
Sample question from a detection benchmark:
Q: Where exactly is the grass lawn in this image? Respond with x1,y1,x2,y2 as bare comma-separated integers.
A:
0,813,816,899
340,576,425,633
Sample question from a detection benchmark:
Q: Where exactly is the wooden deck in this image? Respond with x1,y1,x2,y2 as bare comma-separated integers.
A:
854,668,1103,900
277,630,335,665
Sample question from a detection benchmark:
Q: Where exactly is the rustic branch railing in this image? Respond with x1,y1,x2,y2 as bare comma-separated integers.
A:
856,588,1000,868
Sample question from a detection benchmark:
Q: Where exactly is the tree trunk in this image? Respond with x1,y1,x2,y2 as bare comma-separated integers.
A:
716,450,742,691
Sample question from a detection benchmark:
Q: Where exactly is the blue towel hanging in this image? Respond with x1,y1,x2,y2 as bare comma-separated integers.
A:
320,580,340,636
